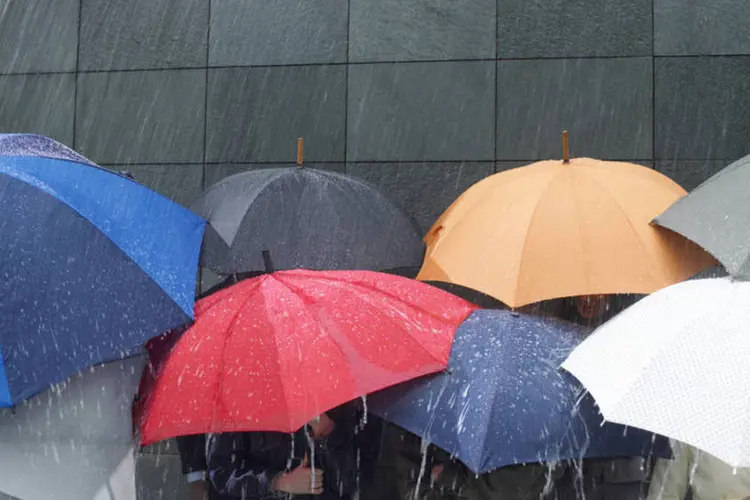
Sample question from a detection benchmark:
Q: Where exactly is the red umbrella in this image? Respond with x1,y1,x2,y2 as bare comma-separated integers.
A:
134,269,476,445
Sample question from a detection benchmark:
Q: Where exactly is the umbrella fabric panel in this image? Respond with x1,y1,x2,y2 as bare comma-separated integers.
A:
192,168,425,274
0,174,191,406
1,156,204,315
0,134,96,166
136,270,475,445
655,154,750,279
418,158,714,307
369,310,668,474
562,277,750,467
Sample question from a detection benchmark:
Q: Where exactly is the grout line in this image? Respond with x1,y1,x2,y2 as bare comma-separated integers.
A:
343,0,351,167
494,0,499,172
202,0,212,191
651,0,656,170
72,0,84,150
7,53,738,78
198,0,211,295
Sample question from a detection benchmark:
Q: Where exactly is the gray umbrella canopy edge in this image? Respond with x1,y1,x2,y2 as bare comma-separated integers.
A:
654,154,750,279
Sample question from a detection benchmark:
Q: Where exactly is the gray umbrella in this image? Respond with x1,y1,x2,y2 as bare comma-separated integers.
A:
191,167,425,274
653,154,750,278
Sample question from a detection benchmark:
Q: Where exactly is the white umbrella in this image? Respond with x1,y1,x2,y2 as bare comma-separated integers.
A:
561,277,750,467
0,356,145,500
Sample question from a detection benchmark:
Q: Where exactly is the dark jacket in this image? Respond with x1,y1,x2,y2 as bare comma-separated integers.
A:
554,457,652,500
207,404,371,500
177,434,208,477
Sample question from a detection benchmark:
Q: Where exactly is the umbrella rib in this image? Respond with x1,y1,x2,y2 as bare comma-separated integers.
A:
287,271,469,364
209,279,292,433
277,272,439,369
294,270,472,326
266,275,353,430
579,173,660,280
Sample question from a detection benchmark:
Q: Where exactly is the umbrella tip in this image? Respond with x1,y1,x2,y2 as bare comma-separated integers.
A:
262,250,276,274
296,138,304,167
562,130,570,164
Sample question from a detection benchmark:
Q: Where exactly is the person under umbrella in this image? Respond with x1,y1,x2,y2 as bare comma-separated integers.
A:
172,271,385,500
548,294,654,500
133,261,475,499
206,402,367,499
369,308,668,500
562,277,750,499
646,440,750,499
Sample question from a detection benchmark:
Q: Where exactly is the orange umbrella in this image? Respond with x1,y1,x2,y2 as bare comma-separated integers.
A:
418,151,715,308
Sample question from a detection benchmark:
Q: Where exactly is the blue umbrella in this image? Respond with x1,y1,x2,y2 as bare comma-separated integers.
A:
368,309,669,474
0,134,205,406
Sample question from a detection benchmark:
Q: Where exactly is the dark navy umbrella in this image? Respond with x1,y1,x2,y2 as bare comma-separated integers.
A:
368,309,669,474
190,166,425,274
0,134,205,407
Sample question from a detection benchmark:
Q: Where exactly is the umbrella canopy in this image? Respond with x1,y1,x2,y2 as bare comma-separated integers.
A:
418,157,715,307
191,167,425,275
654,154,750,279
368,309,668,474
0,134,204,407
561,277,750,467
134,269,476,445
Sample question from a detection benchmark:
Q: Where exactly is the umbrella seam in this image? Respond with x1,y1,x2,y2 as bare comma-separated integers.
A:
272,276,357,429
276,271,459,378
286,270,474,363
208,278,284,433
514,171,562,305
192,168,291,247
576,171,663,281
0,160,205,317
292,270,474,325
263,277,313,432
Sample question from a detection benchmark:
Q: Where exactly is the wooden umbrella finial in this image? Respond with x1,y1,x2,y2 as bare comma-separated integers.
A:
297,138,304,167
562,130,570,164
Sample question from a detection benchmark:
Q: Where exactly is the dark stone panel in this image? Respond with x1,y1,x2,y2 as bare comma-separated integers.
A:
347,61,495,162
209,0,347,66
497,0,652,58
0,0,79,73
655,0,750,56
76,70,206,164
496,58,653,160
0,73,75,146
79,0,208,70
349,0,496,62
206,66,346,163
347,162,495,234
655,57,750,160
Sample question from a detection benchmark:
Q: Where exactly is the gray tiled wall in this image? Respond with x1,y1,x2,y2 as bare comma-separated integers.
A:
1,0,748,211
1,0,750,497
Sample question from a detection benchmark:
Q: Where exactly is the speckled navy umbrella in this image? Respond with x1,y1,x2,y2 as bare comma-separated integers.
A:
368,309,670,474
191,166,425,275
654,154,750,279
